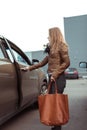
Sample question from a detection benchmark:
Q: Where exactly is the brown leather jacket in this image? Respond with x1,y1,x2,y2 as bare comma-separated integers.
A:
29,42,70,79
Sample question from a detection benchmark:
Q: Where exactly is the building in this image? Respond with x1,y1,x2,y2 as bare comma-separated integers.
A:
64,14,87,76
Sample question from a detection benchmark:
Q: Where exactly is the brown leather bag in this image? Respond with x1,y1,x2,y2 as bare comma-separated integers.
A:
38,81,69,126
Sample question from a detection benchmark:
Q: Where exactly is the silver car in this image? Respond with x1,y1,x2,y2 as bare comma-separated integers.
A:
0,36,47,125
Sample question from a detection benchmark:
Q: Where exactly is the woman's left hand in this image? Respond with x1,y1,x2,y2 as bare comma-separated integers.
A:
50,76,55,82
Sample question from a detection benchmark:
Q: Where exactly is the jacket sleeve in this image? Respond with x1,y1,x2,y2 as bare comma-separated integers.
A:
29,56,48,71
52,43,70,79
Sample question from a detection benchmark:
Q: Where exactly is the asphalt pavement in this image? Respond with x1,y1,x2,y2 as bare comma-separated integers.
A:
0,79,87,130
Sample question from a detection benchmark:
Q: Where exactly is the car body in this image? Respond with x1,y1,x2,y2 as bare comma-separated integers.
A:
0,36,47,125
65,67,79,79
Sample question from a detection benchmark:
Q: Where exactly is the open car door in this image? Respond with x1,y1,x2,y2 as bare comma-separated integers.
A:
2,38,40,108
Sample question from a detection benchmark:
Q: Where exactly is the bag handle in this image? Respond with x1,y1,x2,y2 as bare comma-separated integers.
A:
47,81,58,94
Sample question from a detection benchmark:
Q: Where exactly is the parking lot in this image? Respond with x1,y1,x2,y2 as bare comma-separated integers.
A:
0,78,87,130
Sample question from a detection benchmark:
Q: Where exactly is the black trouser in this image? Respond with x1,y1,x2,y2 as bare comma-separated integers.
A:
49,72,66,130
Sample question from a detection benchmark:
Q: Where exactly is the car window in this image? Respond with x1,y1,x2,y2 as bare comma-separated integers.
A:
65,68,77,72
1,39,30,65
6,49,14,62
12,49,28,65
79,62,87,68
6,48,29,65
70,68,76,71
0,45,5,59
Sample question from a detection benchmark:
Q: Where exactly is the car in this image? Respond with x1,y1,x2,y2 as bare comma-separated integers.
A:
79,61,87,78
64,67,79,79
79,61,87,68
0,36,47,125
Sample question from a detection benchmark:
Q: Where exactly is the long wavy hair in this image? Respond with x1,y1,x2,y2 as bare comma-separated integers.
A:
49,27,67,53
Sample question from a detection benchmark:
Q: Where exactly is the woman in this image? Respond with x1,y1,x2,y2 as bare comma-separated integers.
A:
22,27,70,130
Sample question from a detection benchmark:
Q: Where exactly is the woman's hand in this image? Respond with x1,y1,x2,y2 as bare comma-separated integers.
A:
21,66,29,71
50,76,55,82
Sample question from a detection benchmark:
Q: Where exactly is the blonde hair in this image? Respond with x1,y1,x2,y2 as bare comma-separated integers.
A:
49,27,67,52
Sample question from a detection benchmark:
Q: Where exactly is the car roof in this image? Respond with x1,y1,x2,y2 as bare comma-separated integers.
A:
66,68,77,71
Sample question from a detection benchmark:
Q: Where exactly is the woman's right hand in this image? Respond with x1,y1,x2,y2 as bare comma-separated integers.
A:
21,66,29,71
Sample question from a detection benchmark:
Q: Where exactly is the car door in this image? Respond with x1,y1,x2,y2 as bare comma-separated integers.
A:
0,40,18,124
6,40,39,107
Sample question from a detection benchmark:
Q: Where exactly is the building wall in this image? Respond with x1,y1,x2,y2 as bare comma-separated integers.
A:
64,14,87,75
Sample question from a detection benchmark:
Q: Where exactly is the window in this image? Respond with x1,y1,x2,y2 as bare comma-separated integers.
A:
1,39,29,65
0,46,5,59
12,49,28,65
79,62,87,68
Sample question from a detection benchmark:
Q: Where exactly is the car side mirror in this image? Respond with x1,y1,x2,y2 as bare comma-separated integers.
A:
32,59,39,64
79,62,87,68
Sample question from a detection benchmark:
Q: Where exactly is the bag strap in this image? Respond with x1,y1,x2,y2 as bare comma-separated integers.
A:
47,81,58,94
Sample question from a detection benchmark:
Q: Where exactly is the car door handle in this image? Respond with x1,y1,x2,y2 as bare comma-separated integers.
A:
20,67,29,72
